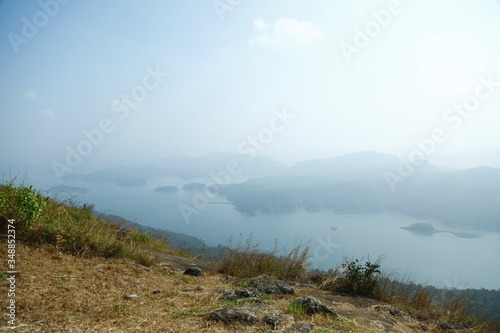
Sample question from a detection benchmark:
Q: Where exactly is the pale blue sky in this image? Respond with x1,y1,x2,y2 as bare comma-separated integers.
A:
1,0,500,176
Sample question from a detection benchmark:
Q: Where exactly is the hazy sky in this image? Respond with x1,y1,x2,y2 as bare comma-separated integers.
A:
1,0,500,175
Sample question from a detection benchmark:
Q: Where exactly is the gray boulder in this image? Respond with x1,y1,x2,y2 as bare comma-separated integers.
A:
250,279,295,295
220,288,261,301
292,296,338,316
209,304,293,329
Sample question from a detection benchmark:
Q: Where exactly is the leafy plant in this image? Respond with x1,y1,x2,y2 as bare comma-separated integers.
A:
130,231,151,243
0,183,47,230
324,257,381,297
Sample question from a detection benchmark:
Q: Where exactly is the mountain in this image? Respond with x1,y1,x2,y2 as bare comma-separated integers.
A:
429,151,500,170
220,162,500,231
64,152,286,183
288,151,439,181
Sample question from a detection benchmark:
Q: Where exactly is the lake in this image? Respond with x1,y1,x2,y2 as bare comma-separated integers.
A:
33,176,500,290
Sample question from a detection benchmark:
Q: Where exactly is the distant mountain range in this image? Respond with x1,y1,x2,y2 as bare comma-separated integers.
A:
216,151,500,232
62,150,500,232
429,151,500,170
64,151,286,184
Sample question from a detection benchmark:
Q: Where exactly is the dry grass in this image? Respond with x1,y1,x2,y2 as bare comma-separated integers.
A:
375,272,489,331
217,235,310,282
0,243,377,333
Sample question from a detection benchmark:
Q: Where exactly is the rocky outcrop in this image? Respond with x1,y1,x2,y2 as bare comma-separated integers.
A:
209,304,294,330
291,296,338,316
248,279,295,295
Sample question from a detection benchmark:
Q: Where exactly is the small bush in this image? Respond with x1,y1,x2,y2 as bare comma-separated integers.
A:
130,231,151,243
322,257,381,297
0,183,47,231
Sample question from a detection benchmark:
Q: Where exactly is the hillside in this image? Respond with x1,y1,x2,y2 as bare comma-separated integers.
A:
1,184,498,332
0,243,453,332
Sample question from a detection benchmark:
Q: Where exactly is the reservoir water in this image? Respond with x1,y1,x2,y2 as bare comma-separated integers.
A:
33,176,500,290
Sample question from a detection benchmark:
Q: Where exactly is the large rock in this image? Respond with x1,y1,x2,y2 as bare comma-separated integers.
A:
209,304,293,329
183,267,202,276
250,279,295,295
291,296,338,316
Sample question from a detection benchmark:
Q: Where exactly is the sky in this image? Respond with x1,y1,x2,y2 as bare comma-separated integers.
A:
1,0,500,178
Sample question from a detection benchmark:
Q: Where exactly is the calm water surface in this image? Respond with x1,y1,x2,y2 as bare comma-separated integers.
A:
34,176,500,290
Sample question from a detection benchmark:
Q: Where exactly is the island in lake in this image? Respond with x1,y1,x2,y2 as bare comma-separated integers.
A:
401,223,481,239
154,186,178,193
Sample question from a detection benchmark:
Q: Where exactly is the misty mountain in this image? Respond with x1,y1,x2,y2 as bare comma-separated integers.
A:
218,152,500,232
288,151,440,181
64,152,286,184
429,151,500,170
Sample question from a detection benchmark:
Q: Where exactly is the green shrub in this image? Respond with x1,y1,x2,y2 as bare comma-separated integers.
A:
0,183,47,230
324,257,381,297
130,231,151,243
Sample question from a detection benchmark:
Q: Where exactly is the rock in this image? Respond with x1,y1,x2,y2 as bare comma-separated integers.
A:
124,294,140,300
291,297,338,316
221,288,261,301
289,282,316,288
209,305,293,330
438,322,468,330
214,287,227,293
131,263,152,272
210,305,264,325
250,279,295,295
131,279,143,286
286,322,316,333
184,267,202,276
256,274,271,279
375,305,405,320
162,265,181,272
457,321,471,328
196,286,206,291
421,324,430,331
263,311,294,330
182,289,197,292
